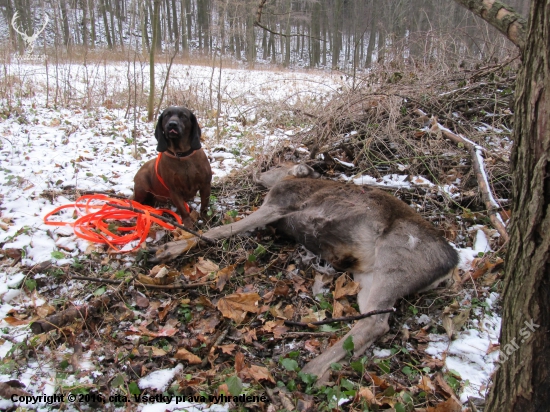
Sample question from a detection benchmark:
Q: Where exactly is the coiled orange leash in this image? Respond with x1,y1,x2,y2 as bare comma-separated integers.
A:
43,194,182,252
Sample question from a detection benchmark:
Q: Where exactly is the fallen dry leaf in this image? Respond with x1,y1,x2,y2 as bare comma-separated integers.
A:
175,348,202,364
196,257,219,276
333,274,360,299
3,316,29,326
241,327,257,343
191,315,221,335
235,352,245,373
219,344,237,355
216,264,235,291
217,292,260,324
427,396,462,412
357,387,381,405
304,339,320,354
417,375,436,392
35,304,56,318
245,365,276,383
332,299,345,318
139,346,167,357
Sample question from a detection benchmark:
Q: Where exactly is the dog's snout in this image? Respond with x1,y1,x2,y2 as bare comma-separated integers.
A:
167,121,178,129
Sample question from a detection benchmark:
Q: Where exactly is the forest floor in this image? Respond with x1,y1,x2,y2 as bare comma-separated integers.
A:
0,59,515,411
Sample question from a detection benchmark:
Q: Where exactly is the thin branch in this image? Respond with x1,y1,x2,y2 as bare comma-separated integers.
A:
254,0,326,42
69,274,214,290
284,308,395,327
154,46,178,120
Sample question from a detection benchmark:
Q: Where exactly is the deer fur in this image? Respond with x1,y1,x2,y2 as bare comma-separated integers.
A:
155,164,458,380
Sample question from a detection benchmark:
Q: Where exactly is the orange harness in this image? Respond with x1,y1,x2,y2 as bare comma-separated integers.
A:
155,152,191,214
44,194,183,252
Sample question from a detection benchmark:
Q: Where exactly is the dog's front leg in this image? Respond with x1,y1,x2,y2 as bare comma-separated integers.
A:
171,194,194,228
199,185,211,219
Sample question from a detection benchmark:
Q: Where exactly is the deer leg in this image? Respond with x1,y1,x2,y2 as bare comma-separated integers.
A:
300,273,396,383
204,205,286,239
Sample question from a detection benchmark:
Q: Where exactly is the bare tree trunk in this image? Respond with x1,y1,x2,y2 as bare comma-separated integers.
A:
482,0,550,408
147,0,161,122
89,0,96,48
81,0,88,49
445,0,550,410
100,0,113,49
284,0,290,67
180,0,188,55
60,0,71,47
141,1,150,53
171,0,179,52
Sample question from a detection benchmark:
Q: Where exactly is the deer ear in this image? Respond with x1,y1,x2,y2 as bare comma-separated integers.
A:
155,111,168,152
190,113,202,150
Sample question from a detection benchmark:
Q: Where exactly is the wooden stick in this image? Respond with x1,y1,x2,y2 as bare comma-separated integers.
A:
283,308,395,327
69,275,214,290
428,118,509,242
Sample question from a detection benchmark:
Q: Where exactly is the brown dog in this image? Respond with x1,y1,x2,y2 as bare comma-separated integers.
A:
133,107,212,227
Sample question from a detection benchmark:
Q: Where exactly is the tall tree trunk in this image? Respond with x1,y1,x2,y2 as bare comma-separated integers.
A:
246,9,255,62
171,0,179,52
89,0,96,48
60,0,71,47
81,0,88,49
310,1,320,67
485,0,550,408
148,0,161,122
180,0,188,55
107,0,117,48
332,0,342,69
141,1,150,53
165,0,173,43
100,0,112,49
284,0,291,67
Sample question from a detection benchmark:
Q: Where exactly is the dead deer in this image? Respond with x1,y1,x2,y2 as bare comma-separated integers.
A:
156,164,458,381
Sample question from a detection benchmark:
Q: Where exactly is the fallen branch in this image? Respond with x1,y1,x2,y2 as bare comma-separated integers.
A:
283,308,395,327
69,274,214,290
426,116,509,242
30,295,111,334
106,202,216,245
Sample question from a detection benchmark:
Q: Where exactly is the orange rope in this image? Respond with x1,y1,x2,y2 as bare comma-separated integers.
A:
43,194,182,252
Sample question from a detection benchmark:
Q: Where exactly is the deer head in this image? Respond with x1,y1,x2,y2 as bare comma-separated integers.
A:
11,11,49,55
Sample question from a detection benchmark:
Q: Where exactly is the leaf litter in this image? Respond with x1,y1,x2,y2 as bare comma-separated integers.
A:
0,61,514,411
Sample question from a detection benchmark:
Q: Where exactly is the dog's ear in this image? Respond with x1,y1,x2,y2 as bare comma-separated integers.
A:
190,112,202,150
155,111,168,152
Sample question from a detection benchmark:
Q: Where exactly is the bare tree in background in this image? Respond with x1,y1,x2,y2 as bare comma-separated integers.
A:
147,0,161,122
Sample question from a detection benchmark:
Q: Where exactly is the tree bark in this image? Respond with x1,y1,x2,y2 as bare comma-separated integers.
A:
483,0,550,411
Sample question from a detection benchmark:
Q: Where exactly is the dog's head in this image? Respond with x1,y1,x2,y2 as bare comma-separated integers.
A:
155,106,201,154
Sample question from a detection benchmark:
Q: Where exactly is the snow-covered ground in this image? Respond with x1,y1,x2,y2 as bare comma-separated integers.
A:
0,62,502,410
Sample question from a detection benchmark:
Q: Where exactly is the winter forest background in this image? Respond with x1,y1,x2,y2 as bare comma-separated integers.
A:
1,0,530,70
